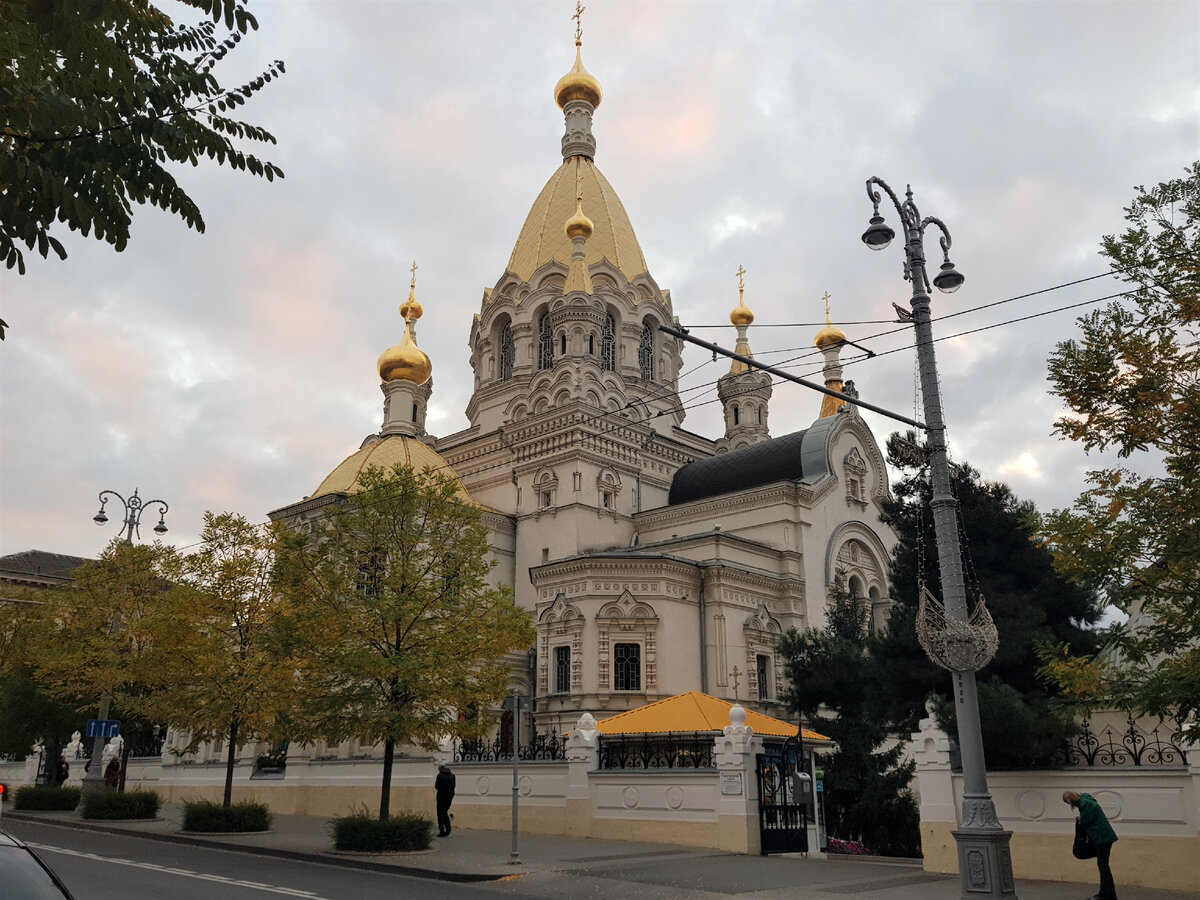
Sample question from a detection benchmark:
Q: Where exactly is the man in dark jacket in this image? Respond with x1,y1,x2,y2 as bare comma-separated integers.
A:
1064,790,1118,900
435,764,456,837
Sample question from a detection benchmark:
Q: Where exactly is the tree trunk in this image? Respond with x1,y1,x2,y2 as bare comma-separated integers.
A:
223,719,239,808
379,736,395,820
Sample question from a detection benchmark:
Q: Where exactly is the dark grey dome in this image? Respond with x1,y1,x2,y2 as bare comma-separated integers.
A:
669,430,809,505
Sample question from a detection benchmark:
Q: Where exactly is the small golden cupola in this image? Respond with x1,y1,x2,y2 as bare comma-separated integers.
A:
378,263,432,386
815,292,848,418
563,168,595,295
814,296,846,349
729,264,755,374
555,3,603,111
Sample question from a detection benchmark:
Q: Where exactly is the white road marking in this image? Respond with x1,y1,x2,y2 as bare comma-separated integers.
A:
27,842,334,898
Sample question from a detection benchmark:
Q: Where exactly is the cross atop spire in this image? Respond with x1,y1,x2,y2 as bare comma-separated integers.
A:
572,1,585,45
822,290,832,319
410,260,419,289
736,264,746,295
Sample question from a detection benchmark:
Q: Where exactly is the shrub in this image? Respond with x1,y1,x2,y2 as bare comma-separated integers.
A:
80,789,160,820
826,836,879,856
183,800,272,833
13,786,81,811
332,810,432,852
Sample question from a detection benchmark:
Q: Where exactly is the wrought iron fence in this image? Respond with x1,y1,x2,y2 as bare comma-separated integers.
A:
597,732,715,770
124,724,167,759
1065,717,1189,767
454,730,566,763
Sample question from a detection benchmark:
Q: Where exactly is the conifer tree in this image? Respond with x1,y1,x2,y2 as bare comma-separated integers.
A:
877,434,1104,767
779,584,920,857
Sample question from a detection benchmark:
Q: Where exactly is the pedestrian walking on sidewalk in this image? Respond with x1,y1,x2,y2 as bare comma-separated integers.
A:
435,764,456,837
1064,790,1118,900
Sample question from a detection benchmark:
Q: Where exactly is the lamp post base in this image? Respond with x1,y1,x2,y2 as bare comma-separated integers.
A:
952,828,1016,899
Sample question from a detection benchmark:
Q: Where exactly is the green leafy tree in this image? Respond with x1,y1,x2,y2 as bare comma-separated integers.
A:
778,584,920,857
276,464,535,820
1040,161,1200,728
0,0,284,275
30,540,184,759
877,433,1103,767
0,593,81,770
150,512,295,807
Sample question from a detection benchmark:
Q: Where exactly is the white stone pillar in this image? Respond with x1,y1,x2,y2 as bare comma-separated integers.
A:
713,704,763,854
911,709,958,873
565,713,599,837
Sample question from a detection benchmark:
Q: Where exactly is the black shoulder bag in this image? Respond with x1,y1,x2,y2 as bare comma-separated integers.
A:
1072,818,1097,859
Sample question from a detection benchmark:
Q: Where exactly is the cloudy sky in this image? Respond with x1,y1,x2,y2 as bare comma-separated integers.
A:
2,0,1197,560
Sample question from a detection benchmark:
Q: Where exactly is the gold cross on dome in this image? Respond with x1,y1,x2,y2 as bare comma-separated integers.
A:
572,1,585,43
410,260,418,288
822,291,831,317
729,665,742,699
735,265,746,291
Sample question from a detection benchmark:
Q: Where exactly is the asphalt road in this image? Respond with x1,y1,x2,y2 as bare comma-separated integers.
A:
3,819,514,900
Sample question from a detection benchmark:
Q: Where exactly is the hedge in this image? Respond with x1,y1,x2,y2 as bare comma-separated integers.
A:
182,800,272,833
80,789,160,820
332,811,432,852
13,786,81,811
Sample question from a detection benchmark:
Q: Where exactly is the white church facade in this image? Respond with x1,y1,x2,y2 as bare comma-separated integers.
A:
268,33,897,736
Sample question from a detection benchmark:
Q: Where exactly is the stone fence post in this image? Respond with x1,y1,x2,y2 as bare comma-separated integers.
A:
911,710,958,872
564,712,600,837
713,704,763,854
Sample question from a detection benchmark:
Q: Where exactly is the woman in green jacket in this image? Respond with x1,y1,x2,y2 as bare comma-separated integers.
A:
1064,790,1118,900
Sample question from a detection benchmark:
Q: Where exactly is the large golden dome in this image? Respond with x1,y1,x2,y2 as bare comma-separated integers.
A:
814,314,846,349
506,156,647,287
311,435,477,504
378,322,432,384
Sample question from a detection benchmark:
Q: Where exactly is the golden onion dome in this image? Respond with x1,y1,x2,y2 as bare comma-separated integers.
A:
565,196,594,240
555,43,603,110
378,322,432,385
814,313,846,349
730,296,754,326
398,284,423,323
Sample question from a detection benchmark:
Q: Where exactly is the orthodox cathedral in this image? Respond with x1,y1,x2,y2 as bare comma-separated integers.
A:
270,30,896,734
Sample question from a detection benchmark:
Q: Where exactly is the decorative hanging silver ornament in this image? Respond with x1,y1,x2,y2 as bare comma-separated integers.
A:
915,586,999,672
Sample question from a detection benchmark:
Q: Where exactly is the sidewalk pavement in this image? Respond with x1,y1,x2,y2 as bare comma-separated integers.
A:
3,804,1191,900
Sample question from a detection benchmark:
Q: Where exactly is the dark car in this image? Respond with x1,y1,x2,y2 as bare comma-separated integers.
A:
0,830,76,898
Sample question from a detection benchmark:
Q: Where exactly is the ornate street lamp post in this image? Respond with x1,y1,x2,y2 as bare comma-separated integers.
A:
861,178,1015,900
93,488,169,545
81,488,169,792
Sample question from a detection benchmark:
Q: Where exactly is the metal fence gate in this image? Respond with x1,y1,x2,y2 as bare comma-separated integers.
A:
756,736,811,855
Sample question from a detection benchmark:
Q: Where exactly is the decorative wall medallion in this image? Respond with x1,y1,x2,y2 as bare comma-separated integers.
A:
519,775,533,797
622,786,640,809
1094,790,1123,819
665,786,684,810
477,775,491,796
1016,790,1045,819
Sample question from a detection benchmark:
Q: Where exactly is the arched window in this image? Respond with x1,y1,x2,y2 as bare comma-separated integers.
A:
757,406,762,425
733,405,740,426
601,314,616,371
498,322,514,381
588,333,595,355
639,321,655,381
560,333,567,355
538,315,554,371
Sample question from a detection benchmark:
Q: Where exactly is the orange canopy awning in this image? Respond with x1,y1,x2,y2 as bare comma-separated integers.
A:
592,691,829,741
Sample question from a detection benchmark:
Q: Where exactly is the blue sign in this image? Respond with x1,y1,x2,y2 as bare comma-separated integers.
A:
86,720,120,739
815,780,823,793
